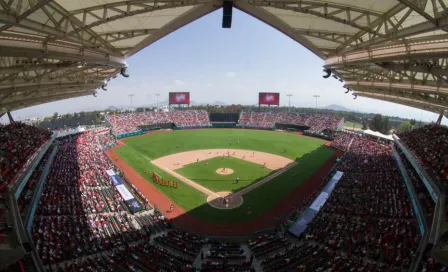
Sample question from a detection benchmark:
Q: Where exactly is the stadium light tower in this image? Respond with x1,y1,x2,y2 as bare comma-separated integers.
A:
286,94,293,112
155,93,160,109
313,95,320,115
128,94,134,109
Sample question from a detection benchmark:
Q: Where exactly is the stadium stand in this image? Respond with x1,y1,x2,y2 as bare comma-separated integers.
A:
105,110,209,135
397,125,448,184
31,131,169,266
238,111,344,133
0,123,52,189
2,120,448,271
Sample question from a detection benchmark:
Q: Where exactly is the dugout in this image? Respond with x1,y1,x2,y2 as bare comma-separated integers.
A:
274,123,310,132
138,122,174,131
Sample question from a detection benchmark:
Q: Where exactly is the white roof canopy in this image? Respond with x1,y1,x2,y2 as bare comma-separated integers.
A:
0,0,447,114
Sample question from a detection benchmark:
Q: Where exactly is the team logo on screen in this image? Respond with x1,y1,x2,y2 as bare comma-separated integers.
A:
175,93,186,102
265,94,274,102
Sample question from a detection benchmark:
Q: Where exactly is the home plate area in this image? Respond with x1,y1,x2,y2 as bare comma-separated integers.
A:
207,191,244,209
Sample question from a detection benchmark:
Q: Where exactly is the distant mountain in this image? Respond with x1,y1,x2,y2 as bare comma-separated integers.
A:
322,104,353,112
212,101,227,106
105,106,120,111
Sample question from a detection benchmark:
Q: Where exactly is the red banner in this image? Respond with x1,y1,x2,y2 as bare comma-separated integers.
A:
169,92,190,104
259,93,280,105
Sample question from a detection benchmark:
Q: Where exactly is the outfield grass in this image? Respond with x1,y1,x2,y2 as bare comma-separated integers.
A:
176,156,273,193
115,129,334,223
122,129,323,160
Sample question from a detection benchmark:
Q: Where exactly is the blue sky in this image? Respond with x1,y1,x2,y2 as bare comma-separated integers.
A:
4,8,445,124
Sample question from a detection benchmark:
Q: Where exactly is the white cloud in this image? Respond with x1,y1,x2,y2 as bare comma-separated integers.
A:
225,72,236,77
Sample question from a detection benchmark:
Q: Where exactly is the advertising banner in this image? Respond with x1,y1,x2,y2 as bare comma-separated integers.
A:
289,171,343,237
108,174,143,213
116,184,134,201
110,175,122,186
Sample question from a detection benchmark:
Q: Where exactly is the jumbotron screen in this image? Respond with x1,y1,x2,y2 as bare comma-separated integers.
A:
259,92,280,105
169,92,190,105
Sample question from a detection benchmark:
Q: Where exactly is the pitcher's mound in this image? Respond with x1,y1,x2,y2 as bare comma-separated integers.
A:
216,168,234,175
207,191,243,209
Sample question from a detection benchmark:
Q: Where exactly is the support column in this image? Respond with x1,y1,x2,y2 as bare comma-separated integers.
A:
7,111,14,123
436,113,444,125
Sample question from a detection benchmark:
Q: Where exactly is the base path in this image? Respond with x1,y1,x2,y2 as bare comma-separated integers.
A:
106,140,343,237
152,148,294,209
152,149,293,171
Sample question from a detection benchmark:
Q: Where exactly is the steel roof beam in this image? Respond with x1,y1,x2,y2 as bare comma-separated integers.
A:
0,39,126,68
348,86,447,105
0,62,77,75
345,80,448,95
60,1,202,43
396,0,436,25
0,10,117,55
326,41,448,66
339,16,448,54
95,29,156,44
0,90,94,111
0,83,100,98
46,2,118,53
1,86,97,103
255,1,383,37
335,3,407,53
0,79,104,90
378,62,448,78
354,92,448,113
0,0,53,32
127,2,221,57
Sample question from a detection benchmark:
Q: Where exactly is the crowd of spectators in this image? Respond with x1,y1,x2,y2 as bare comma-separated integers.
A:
3,122,448,271
31,131,167,265
238,111,344,133
202,242,251,271
105,110,209,135
395,147,435,223
0,122,52,189
253,132,420,271
17,145,54,221
397,124,448,184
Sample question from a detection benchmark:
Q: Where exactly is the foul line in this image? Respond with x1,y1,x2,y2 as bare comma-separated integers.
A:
233,162,297,197
122,142,221,198
120,142,297,202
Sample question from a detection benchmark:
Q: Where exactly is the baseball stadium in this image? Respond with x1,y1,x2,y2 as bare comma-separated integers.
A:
0,1,448,272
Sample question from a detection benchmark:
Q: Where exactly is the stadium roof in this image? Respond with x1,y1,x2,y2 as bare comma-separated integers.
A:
0,0,447,116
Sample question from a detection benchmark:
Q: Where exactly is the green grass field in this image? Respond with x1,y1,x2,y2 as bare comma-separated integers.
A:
122,129,324,160
176,156,273,193
115,129,335,223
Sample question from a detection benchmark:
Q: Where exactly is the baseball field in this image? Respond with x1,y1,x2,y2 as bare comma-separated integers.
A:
109,129,336,228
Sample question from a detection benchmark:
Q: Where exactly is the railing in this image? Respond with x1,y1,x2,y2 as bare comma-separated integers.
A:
393,147,427,235
116,130,146,139
24,145,58,232
12,135,56,199
393,135,445,245
393,135,440,201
